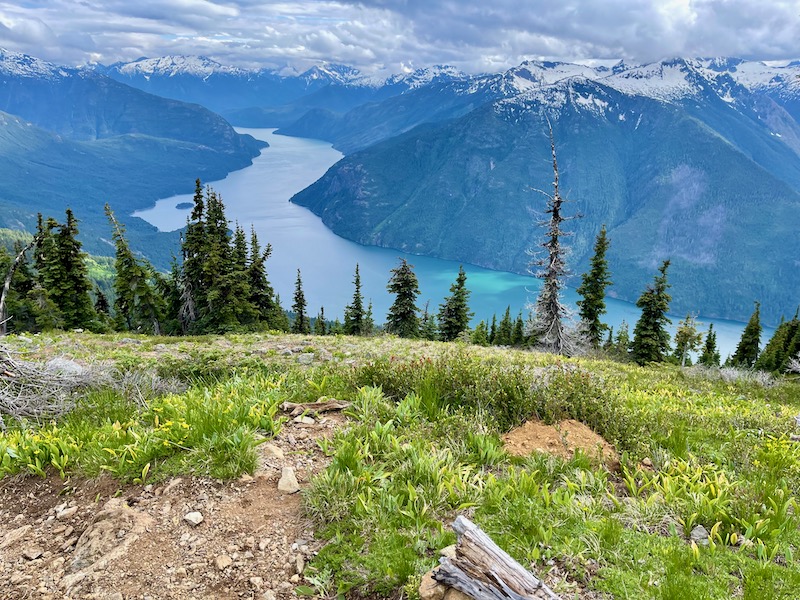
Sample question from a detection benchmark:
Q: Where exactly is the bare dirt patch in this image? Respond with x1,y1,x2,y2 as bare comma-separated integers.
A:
0,414,342,600
502,419,619,468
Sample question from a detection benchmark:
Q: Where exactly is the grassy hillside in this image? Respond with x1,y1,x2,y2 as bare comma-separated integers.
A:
1,332,799,598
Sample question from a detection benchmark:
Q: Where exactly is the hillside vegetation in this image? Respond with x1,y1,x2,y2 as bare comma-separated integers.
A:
1,332,799,599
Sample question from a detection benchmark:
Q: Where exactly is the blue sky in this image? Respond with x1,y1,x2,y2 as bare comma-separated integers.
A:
1,1,798,73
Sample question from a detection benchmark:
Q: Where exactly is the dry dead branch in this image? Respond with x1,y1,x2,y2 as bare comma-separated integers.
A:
0,345,90,428
280,399,350,417
434,516,561,600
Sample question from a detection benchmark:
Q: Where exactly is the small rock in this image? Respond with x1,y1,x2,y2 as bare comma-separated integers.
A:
214,554,233,570
175,567,187,577
0,525,31,549
292,415,315,425
690,525,710,546
297,353,314,365
280,348,293,356
295,554,305,574
419,570,446,600
278,467,300,494
162,478,183,495
57,506,78,520
239,473,254,483
107,593,124,600
289,574,300,583
262,591,277,600
641,457,653,467
263,443,284,460
10,572,32,585
61,536,78,551
23,547,43,560
250,576,264,590
439,545,457,560
183,511,204,527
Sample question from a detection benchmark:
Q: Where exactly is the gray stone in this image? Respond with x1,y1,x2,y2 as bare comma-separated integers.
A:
57,506,78,520
262,591,277,600
183,512,204,527
439,544,457,559
690,525,710,546
263,443,284,460
214,554,233,570
295,554,305,574
418,571,445,600
250,576,264,590
297,353,314,365
22,546,43,560
278,467,300,494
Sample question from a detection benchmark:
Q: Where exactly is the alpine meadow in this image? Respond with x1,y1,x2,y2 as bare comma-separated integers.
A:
1,4,800,599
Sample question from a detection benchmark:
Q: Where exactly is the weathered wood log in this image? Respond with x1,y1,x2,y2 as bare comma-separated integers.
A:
433,516,561,600
280,399,351,417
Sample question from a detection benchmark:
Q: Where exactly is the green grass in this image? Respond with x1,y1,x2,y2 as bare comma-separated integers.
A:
1,333,799,598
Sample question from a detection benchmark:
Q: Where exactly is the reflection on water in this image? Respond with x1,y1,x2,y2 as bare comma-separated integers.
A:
134,129,758,357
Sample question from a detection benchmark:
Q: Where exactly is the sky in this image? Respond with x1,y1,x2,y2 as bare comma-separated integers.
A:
0,1,799,74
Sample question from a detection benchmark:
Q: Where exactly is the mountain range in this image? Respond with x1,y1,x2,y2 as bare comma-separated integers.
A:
2,48,799,323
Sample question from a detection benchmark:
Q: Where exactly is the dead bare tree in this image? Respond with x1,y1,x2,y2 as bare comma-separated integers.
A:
0,235,40,336
789,353,800,374
527,116,584,356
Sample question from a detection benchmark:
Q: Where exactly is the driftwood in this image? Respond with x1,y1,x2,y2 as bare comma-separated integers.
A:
280,399,350,417
434,516,561,600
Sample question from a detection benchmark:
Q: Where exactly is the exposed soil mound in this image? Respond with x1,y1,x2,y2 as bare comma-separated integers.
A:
502,419,619,468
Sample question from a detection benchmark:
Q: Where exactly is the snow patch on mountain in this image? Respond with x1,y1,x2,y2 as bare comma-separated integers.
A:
113,55,249,79
0,48,71,79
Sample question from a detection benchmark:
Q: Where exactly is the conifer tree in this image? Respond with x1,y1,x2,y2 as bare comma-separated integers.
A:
438,265,472,342
246,227,280,329
512,312,525,346
329,318,344,335
755,310,798,372
631,260,672,365
529,119,581,355
0,240,40,333
419,301,438,341
386,259,420,338
106,205,164,334
730,302,761,368
42,210,97,330
291,269,310,334
576,225,612,347
180,179,207,329
314,306,328,336
271,294,291,332
673,313,703,367
603,327,614,351
363,300,375,336
494,306,513,346
698,323,721,367
343,264,365,336
471,320,490,346
489,314,497,344
612,321,631,360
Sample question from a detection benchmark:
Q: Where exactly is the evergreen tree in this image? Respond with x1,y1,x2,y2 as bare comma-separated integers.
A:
698,323,721,367
291,269,310,334
363,300,375,336
246,227,280,329
329,318,344,335
386,259,420,338
576,225,612,347
179,179,207,330
314,306,328,336
343,264,365,336
39,210,97,330
0,241,40,333
673,313,703,367
471,320,490,346
512,312,525,346
755,310,798,372
271,294,291,332
419,301,438,341
494,306,513,346
438,265,472,342
613,321,631,360
603,327,614,351
730,302,761,368
529,120,580,355
489,314,497,344
631,260,672,365
106,205,164,334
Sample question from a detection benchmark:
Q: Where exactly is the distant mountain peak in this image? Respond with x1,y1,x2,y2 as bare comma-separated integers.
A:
112,55,248,78
0,48,71,79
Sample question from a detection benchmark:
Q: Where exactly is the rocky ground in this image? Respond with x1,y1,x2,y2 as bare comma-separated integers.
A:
0,413,343,600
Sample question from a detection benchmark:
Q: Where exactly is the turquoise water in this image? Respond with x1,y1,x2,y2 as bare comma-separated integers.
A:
133,128,763,358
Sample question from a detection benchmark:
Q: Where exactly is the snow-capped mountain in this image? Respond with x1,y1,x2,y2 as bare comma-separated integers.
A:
106,55,251,79
0,48,76,80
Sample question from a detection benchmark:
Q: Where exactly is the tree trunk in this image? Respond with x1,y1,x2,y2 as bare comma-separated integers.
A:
434,516,561,600
0,237,39,336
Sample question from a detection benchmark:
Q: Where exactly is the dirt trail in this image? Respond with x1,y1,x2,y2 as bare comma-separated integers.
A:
0,415,342,600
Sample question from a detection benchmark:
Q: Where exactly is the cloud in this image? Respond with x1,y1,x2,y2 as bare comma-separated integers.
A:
0,0,798,73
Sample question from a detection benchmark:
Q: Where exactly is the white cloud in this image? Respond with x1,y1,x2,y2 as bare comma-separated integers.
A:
0,0,798,72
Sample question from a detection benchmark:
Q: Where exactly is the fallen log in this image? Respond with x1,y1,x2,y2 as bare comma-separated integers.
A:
434,516,561,600
280,399,351,417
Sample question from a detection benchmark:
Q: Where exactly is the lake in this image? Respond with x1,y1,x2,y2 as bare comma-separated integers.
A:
134,128,763,357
